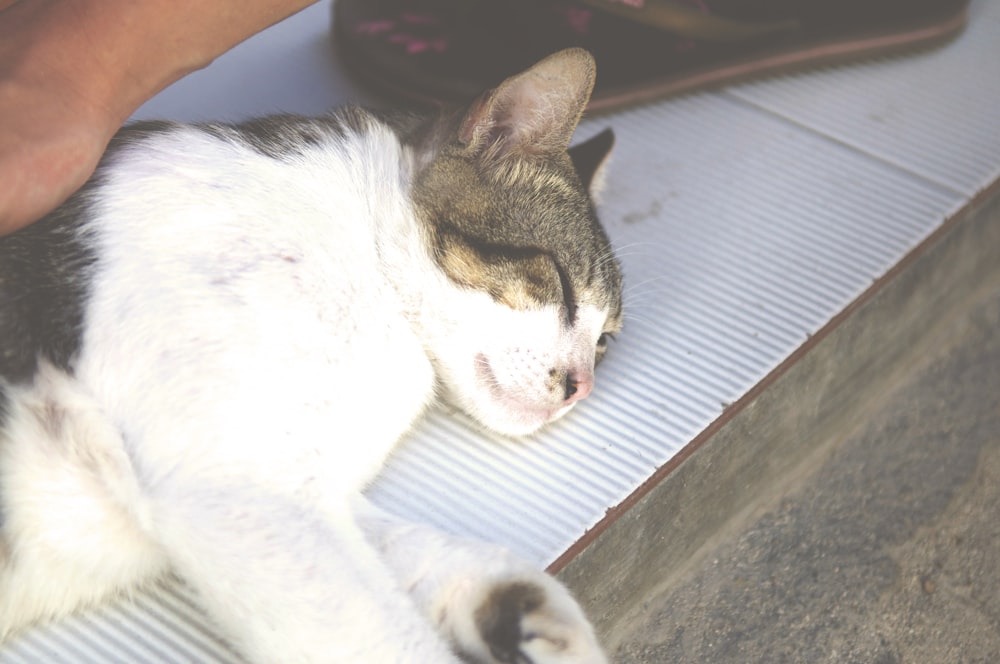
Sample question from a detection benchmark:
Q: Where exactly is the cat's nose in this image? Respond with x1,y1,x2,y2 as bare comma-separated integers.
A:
563,371,594,405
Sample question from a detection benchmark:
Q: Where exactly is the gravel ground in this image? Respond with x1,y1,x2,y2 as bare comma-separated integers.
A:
613,278,1000,663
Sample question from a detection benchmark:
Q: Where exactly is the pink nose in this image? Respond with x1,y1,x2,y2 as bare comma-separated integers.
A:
563,372,594,405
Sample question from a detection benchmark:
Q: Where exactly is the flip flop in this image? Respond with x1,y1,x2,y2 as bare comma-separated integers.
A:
332,0,970,111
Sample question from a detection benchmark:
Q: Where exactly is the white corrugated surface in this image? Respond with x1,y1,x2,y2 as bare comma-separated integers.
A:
2,581,239,664
727,0,1000,197
3,0,999,660
369,93,965,564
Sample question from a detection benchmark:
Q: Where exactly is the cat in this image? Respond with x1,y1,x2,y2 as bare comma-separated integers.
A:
0,47,622,663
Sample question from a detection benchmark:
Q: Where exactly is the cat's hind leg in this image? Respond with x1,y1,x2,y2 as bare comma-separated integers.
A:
354,498,607,664
0,365,167,641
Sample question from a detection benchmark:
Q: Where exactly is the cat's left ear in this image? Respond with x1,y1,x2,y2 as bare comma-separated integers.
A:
458,48,596,160
569,127,614,200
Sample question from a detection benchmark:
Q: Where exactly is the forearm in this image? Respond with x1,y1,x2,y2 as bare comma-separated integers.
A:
3,0,318,125
0,0,319,234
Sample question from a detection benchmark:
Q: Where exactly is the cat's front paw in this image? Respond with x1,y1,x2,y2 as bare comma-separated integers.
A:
353,501,606,662
459,574,607,664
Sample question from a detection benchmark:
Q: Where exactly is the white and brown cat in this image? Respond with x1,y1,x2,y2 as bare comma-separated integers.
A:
0,48,622,663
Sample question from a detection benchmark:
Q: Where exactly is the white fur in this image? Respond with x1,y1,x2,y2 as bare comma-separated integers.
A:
0,120,607,662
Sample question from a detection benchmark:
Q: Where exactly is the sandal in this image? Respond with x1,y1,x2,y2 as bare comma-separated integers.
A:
332,0,970,111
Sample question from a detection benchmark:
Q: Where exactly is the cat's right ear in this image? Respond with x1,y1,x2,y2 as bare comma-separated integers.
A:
457,48,596,161
569,128,614,201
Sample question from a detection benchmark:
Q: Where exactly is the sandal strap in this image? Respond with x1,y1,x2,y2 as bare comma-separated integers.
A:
577,0,801,41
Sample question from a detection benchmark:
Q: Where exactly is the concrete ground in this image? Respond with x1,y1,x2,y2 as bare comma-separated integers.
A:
609,226,1000,662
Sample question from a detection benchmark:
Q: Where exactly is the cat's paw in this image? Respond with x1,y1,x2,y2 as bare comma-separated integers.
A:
353,500,606,662
456,573,607,664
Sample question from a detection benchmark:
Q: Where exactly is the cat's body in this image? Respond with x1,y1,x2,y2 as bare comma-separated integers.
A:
0,49,621,663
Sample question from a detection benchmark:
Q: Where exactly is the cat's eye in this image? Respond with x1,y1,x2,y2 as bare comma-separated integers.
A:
553,262,577,324
594,332,614,365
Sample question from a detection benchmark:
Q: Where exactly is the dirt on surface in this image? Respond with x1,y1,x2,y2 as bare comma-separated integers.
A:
613,282,1000,664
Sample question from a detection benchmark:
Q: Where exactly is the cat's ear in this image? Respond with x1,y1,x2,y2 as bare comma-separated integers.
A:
569,127,614,200
458,48,596,160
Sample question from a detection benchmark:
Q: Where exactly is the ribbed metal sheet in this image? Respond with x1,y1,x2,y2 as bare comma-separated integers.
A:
1,582,239,664
727,0,1000,197
4,0,999,660
371,92,965,564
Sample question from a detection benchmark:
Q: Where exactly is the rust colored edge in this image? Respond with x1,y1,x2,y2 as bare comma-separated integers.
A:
548,173,1000,574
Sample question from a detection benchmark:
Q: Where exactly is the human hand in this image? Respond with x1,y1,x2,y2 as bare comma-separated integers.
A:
0,0,121,235
0,0,319,236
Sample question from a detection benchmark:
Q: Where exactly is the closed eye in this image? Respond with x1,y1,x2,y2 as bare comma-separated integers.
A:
554,261,577,324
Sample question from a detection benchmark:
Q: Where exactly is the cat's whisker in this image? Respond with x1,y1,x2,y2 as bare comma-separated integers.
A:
622,274,672,297
623,286,675,305
606,240,654,253
620,310,662,328
593,243,644,270
621,278,676,310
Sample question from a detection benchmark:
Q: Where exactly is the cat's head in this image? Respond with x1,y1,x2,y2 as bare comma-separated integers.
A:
411,49,623,436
